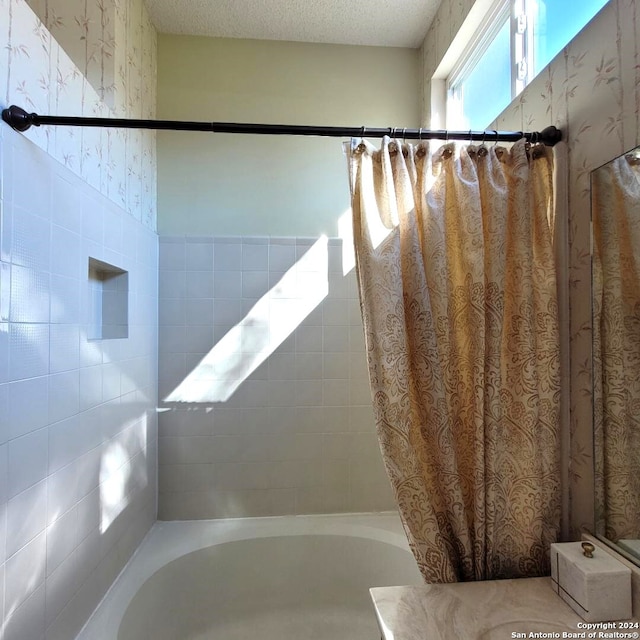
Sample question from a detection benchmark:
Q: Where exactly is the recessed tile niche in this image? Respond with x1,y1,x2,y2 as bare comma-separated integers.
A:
88,257,129,340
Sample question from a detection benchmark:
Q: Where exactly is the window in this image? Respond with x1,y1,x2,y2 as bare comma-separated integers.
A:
445,0,609,130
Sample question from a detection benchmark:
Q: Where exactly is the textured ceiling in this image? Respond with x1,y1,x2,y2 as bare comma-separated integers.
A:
144,0,442,48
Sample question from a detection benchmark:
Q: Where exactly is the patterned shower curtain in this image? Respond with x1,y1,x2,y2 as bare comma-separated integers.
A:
593,152,640,545
348,137,561,583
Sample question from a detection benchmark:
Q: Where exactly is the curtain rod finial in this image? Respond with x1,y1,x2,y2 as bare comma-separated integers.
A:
539,125,562,146
2,105,34,132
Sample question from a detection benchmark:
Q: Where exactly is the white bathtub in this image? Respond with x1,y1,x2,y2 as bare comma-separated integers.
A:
76,512,423,640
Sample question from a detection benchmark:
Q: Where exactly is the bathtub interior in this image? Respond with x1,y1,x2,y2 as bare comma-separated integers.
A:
117,532,422,640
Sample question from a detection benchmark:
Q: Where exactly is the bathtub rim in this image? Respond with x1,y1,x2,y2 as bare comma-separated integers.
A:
74,511,413,640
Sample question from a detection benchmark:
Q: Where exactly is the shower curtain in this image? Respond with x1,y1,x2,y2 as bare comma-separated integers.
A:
593,152,640,544
348,137,560,583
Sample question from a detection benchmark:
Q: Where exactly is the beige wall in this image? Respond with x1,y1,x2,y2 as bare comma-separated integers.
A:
154,35,418,519
420,0,639,541
157,35,420,236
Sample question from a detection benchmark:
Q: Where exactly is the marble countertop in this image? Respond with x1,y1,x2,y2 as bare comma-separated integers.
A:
370,576,610,640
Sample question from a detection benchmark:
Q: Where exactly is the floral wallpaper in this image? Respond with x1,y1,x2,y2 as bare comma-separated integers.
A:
421,0,640,540
25,0,116,107
0,0,157,229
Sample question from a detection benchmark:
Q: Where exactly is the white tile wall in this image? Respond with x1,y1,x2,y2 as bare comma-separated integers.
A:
157,235,395,520
0,125,158,640
0,6,157,632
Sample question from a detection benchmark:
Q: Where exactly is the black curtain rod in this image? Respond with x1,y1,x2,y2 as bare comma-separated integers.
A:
1,105,562,146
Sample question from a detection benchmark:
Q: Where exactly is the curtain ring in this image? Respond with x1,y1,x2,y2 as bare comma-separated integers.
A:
361,125,366,140
493,130,499,146
477,131,488,157
416,128,427,157
468,129,473,145
401,128,409,157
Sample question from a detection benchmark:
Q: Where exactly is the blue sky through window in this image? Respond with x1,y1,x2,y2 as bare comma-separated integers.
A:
532,0,609,76
459,18,512,131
